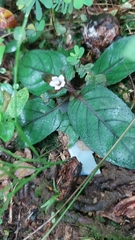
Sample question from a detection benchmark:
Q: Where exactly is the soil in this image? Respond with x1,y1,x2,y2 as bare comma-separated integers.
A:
1,145,135,240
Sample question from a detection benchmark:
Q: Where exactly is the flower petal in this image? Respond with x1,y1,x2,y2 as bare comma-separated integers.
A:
49,75,65,90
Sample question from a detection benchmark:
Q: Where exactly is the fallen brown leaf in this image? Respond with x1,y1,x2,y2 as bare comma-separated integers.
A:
14,161,35,179
114,196,135,218
0,7,17,28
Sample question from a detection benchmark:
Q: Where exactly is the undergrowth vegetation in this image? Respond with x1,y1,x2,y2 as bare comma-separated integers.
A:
1,0,135,239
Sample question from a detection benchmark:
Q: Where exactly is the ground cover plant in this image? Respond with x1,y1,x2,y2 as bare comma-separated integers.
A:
1,0,135,239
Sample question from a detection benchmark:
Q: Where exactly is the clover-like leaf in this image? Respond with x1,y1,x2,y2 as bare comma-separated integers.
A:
68,84,135,169
18,50,74,96
39,0,53,9
92,36,135,85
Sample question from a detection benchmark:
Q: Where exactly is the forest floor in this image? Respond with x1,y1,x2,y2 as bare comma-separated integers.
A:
1,0,135,239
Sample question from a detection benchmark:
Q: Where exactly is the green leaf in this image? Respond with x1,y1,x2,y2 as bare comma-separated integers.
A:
5,88,29,118
76,63,93,78
0,41,5,65
85,74,107,86
68,85,135,169
5,40,17,53
68,1,73,13
64,0,71,3
67,56,79,65
70,53,76,57
78,47,84,58
39,0,53,8
13,27,26,42
0,83,14,95
18,50,74,96
41,88,67,101
83,0,93,6
73,0,83,9
0,121,14,142
54,20,66,35
74,45,80,56
92,36,135,85
0,90,3,107
36,0,42,20
26,20,45,43
17,98,62,146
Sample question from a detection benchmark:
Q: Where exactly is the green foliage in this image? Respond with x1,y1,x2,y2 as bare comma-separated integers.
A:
18,50,74,96
16,35,135,169
64,0,93,9
91,36,135,85
17,98,62,147
26,20,45,43
13,27,26,42
67,45,85,65
68,84,135,169
16,0,93,16
0,85,29,142
0,39,5,65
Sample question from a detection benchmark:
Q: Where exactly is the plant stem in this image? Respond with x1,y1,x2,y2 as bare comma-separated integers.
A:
13,14,28,87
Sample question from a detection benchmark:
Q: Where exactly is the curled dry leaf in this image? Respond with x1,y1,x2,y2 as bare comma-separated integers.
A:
97,211,124,224
56,157,82,200
114,196,135,218
15,148,32,159
0,7,17,29
14,161,35,179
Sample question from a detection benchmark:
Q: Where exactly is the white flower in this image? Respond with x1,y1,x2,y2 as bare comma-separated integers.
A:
49,75,65,90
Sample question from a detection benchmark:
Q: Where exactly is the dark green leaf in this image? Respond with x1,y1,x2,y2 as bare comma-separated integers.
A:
68,85,135,169
18,50,74,96
92,36,135,85
41,88,67,101
18,98,62,146
0,43,5,65
5,40,17,53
